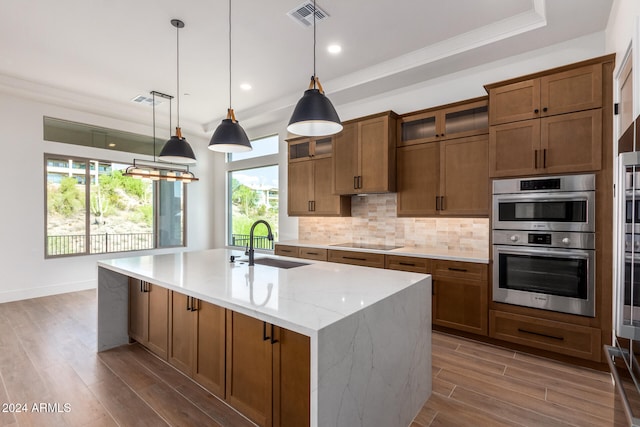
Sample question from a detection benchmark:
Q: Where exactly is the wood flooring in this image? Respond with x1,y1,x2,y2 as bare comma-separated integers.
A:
0,290,623,426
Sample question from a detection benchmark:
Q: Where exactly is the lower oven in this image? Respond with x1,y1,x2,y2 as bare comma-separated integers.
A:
492,230,595,317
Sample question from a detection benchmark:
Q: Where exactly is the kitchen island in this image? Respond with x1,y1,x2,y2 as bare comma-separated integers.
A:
97,248,431,427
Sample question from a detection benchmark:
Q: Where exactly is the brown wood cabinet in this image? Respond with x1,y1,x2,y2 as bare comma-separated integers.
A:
298,247,328,261
488,63,602,126
167,292,226,398
432,260,488,335
385,255,431,274
327,249,386,268
398,97,488,146
274,244,300,257
226,311,310,427
287,137,350,217
397,134,489,216
333,111,398,194
128,278,169,359
489,310,602,362
489,109,602,177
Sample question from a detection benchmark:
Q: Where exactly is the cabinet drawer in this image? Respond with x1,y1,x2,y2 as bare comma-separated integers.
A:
489,310,601,361
274,245,300,257
298,248,327,261
432,260,487,281
327,250,385,269
385,255,431,273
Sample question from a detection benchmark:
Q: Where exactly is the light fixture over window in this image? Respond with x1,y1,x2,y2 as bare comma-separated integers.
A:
287,0,342,137
159,19,197,164
208,0,252,153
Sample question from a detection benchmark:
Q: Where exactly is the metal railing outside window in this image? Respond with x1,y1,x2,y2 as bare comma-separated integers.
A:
47,233,154,256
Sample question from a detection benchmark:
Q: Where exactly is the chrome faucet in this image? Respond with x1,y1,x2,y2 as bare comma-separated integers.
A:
247,219,274,266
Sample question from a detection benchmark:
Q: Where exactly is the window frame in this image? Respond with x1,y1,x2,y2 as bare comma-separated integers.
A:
225,134,280,249
44,153,188,258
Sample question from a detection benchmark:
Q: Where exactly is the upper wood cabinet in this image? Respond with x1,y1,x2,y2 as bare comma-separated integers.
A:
129,278,169,360
397,134,489,216
398,97,488,146
333,111,398,194
488,63,602,126
287,137,350,217
489,109,602,177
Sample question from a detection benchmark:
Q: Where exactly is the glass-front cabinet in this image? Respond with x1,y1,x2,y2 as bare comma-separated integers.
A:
398,97,488,146
288,136,332,162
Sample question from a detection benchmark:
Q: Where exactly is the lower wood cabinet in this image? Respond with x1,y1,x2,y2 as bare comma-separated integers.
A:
168,291,226,398
385,255,431,274
432,260,488,335
128,278,169,359
298,247,328,261
327,249,385,268
274,245,299,257
226,310,310,427
489,310,602,362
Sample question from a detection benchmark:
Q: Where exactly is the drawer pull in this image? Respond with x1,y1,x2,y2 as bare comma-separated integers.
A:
399,262,416,266
447,267,468,272
343,256,367,261
280,249,292,253
517,328,564,341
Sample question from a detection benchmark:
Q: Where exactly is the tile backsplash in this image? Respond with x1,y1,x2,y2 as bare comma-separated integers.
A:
298,193,489,253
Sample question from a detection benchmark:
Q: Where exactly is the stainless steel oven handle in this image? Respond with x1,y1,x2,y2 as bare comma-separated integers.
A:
494,245,593,260
494,191,593,203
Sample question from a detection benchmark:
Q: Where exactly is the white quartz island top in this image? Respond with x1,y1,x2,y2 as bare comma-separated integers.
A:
98,248,428,336
97,248,432,427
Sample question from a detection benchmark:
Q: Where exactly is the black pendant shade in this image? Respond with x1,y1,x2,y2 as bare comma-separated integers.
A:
287,86,342,136
208,110,252,153
159,127,197,164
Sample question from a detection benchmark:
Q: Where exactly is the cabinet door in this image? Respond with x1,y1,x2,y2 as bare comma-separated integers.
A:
398,110,441,146
226,311,273,427
442,100,488,140
540,109,602,174
440,135,489,216
312,157,340,215
272,327,310,427
489,120,540,177
128,278,147,344
396,143,439,216
194,300,226,399
333,121,359,194
168,291,195,376
287,161,313,215
288,139,312,162
433,277,487,335
489,79,540,125
360,115,395,193
540,64,602,117
146,284,169,359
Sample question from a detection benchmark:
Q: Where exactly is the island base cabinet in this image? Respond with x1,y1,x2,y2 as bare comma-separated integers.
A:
168,292,195,376
128,278,168,359
226,311,310,427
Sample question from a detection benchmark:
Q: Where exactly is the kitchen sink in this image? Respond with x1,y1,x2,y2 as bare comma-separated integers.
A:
239,258,309,269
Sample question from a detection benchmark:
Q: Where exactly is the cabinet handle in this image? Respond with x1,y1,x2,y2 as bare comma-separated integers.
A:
280,249,292,253
543,149,547,168
140,281,144,293
542,107,548,112
270,324,278,345
186,296,190,311
146,282,150,292
447,267,468,272
399,262,416,266
192,298,198,312
307,252,319,255
517,328,564,341
358,176,363,189
312,200,316,211
435,196,440,211
353,176,358,189
534,109,539,114
440,196,445,211
534,149,539,168
263,321,269,341
343,256,367,261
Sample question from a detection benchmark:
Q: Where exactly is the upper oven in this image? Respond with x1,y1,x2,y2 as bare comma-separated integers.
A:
492,174,595,232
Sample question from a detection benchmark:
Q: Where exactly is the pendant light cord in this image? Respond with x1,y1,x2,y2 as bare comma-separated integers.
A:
176,22,181,129
152,91,157,159
313,0,316,89
229,0,232,112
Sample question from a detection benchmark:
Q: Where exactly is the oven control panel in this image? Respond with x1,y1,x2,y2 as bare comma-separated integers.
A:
493,230,595,250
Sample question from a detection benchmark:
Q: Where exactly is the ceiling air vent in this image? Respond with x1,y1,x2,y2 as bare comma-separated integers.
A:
287,2,329,27
130,95,163,106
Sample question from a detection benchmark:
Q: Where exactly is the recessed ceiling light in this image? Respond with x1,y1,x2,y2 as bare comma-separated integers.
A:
108,143,116,147
240,83,252,91
327,44,342,54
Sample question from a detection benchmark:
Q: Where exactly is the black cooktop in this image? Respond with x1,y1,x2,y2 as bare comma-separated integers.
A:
331,242,402,251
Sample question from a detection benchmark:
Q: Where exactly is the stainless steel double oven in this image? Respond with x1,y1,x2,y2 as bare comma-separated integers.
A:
492,174,596,317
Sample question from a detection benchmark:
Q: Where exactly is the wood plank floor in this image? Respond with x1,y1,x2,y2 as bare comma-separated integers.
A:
0,290,623,426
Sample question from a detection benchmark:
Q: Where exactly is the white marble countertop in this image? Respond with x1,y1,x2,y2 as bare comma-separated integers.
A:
277,239,489,263
98,248,429,337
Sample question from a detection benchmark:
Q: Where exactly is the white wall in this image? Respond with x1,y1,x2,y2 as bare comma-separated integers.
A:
0,92,214,302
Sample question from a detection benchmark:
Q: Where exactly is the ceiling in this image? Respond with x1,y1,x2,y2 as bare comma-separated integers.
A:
0,0,613,135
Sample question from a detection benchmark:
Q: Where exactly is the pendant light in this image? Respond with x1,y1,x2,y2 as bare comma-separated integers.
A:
125,91,198,183
287,0,342,137
208,0,252,153
159,19,197,164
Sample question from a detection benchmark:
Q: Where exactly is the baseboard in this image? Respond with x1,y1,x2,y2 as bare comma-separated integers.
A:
0,280,96,303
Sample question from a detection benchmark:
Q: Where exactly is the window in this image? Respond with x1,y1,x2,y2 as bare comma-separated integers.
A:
45,154,186,257
227,135,279,249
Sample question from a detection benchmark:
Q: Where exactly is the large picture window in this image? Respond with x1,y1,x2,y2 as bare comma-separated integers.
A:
226,135,279,249
45,154,185,257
